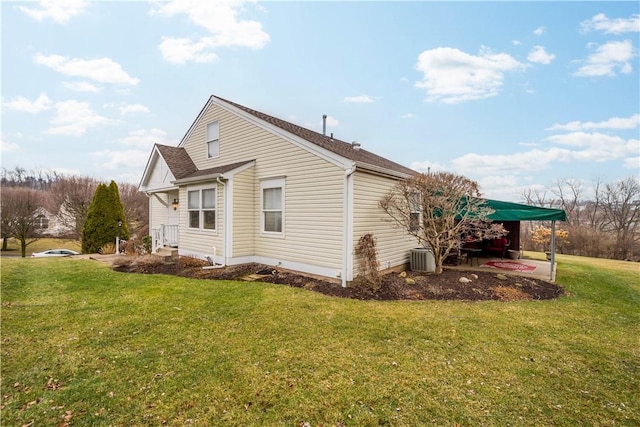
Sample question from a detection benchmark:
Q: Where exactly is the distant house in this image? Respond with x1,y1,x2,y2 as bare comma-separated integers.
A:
138,95,419,285
33,207,74,237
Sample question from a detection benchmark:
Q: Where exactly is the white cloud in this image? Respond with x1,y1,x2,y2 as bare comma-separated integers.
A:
545,132,637,161
91,149,150,169
34,54,140,85
623,156,640,169
527,46,555,64
533,26,545,36
547,114,640,131
401,113,415,119
512,40,521,46
344,95,375,103
414,46,525,103
451,148,574,176
581,13,640,34
158,37,219,64
119,104,150,115
450,133,638,177
409,160,448,173
3,93,52,113
574,40,634,77
152,0,270,64
46,100,122,136
18,0,87,24
120,128,175,148
0,139,20,152
63,81,101,92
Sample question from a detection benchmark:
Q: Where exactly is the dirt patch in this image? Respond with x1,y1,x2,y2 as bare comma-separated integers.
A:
112,257,563,302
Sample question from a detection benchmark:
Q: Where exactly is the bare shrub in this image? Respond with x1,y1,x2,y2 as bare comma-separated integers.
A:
132,255,166,267
178,256,209,268
99,242,116,254
491,286,531,301
354,233,381,290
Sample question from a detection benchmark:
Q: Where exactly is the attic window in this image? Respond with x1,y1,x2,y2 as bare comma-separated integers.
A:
207,121,219,158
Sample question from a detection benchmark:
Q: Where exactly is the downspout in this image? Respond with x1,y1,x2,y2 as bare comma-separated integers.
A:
342,163,356,287
217,176,228,267
550,220,556,281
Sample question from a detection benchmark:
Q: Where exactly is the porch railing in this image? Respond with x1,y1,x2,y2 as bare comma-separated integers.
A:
151,224,179,253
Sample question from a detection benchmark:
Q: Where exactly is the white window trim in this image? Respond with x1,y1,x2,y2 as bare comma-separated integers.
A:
260,177,285,238
186,184,217,233
206,121,219,159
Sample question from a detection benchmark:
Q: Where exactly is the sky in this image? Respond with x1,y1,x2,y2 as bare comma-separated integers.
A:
1,0,639,202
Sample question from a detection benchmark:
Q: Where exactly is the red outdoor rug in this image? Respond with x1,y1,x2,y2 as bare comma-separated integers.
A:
482,260,537,273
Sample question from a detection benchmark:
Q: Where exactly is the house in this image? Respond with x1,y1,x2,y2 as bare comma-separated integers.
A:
33,207,75,237
138,95,419,286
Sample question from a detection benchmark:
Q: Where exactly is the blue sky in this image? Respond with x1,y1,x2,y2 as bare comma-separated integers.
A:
1,1,638,201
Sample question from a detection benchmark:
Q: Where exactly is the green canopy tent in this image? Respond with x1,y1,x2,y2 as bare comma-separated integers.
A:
481,199,567,280
483,199,567,222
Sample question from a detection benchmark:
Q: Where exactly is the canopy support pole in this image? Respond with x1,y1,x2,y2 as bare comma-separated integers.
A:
550,220,556,281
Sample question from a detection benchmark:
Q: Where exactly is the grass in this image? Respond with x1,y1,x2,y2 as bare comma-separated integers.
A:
1,254,638,426
1,237,81,256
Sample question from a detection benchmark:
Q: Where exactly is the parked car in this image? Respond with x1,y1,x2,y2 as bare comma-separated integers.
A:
31,249,80,258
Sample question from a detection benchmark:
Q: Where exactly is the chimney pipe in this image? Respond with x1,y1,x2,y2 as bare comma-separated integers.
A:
322,114,327,136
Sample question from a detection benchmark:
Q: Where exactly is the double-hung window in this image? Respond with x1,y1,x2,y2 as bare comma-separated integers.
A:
206,121,219,158
261,178,284,235
188,187,216,230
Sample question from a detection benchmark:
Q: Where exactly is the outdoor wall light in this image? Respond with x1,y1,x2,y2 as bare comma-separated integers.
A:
172,198,179,210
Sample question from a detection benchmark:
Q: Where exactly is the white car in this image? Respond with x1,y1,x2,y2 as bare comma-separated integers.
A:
31,249,80,258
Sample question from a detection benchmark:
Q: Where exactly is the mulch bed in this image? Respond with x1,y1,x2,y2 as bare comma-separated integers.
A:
112,257,563,302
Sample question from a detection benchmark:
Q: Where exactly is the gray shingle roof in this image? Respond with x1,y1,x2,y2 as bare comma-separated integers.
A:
213,96,416,176
155,144,197,180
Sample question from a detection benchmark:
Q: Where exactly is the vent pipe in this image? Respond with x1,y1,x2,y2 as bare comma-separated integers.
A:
322,114,327,136
351,141,361,150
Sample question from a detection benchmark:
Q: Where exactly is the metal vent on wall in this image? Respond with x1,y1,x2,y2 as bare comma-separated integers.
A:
410,247,435,272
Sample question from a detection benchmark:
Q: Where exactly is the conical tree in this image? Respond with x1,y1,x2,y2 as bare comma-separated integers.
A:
82,181,129,253
108,180,129,240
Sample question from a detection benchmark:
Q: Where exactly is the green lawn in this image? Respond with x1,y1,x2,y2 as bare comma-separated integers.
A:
1,255,638,426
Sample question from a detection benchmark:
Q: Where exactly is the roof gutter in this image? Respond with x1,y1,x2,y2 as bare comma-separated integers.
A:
354,161,413,180
172,173,222,186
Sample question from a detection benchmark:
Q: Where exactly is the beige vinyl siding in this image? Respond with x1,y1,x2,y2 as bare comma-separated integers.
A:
178,183,224,258
232,166,255,257
150,193,169,231
352,170,417,275
182,103,344,271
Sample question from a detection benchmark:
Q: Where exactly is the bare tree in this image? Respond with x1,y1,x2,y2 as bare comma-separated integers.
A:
550,178,584,227
118,182,149,238
0,187,45,257
380,171,506,274
49,175,100,239
598,176,640,259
